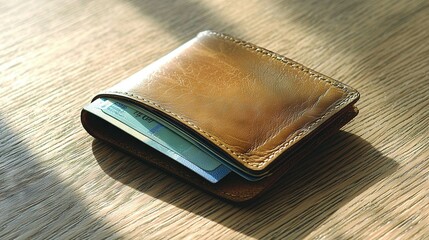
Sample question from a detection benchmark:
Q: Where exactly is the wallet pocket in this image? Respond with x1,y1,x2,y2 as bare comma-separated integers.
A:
81,30,359,202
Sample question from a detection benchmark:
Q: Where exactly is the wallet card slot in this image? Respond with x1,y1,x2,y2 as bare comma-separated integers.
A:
81,99,358,202
93,93,271,179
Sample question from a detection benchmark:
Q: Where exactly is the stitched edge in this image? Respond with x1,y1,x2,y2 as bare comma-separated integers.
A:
200,31,359,163
103,90,248,161
103,31,359,169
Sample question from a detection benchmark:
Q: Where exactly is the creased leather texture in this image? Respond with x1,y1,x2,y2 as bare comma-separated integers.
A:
81,30,360,202
97,31,359,172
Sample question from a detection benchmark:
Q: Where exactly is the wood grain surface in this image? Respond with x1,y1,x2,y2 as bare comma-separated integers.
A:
1,0,428,239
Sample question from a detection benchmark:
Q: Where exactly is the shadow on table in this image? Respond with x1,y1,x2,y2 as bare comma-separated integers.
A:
122,0,242,41
93,130,398,238
0,119,122,239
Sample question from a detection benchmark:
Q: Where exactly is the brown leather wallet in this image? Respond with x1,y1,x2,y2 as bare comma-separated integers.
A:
81,30,360,202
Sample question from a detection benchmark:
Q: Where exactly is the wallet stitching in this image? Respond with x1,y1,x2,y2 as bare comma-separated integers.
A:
104,31,358,169
202,31,353,95
200,31,358,163
104,90,249,161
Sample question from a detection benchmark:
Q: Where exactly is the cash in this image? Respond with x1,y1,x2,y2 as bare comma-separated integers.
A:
84,98,231,183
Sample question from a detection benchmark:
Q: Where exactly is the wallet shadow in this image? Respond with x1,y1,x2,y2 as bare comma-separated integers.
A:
92,130,398,238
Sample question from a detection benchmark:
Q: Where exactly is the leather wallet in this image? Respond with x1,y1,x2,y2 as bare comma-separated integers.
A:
81,30,360,202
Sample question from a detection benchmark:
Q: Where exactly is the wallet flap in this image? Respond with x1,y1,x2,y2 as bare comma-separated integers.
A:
93,31,359,173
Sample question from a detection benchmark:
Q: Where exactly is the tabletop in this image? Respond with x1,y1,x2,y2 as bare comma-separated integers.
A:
1,0,428,239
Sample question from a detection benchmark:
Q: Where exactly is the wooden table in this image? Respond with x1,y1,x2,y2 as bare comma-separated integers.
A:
1,0,428,239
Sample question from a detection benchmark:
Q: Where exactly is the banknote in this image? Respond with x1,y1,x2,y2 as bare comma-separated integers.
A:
84,98,231,183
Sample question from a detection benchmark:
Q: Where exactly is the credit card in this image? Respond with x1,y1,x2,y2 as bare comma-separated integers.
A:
84,98,231,183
